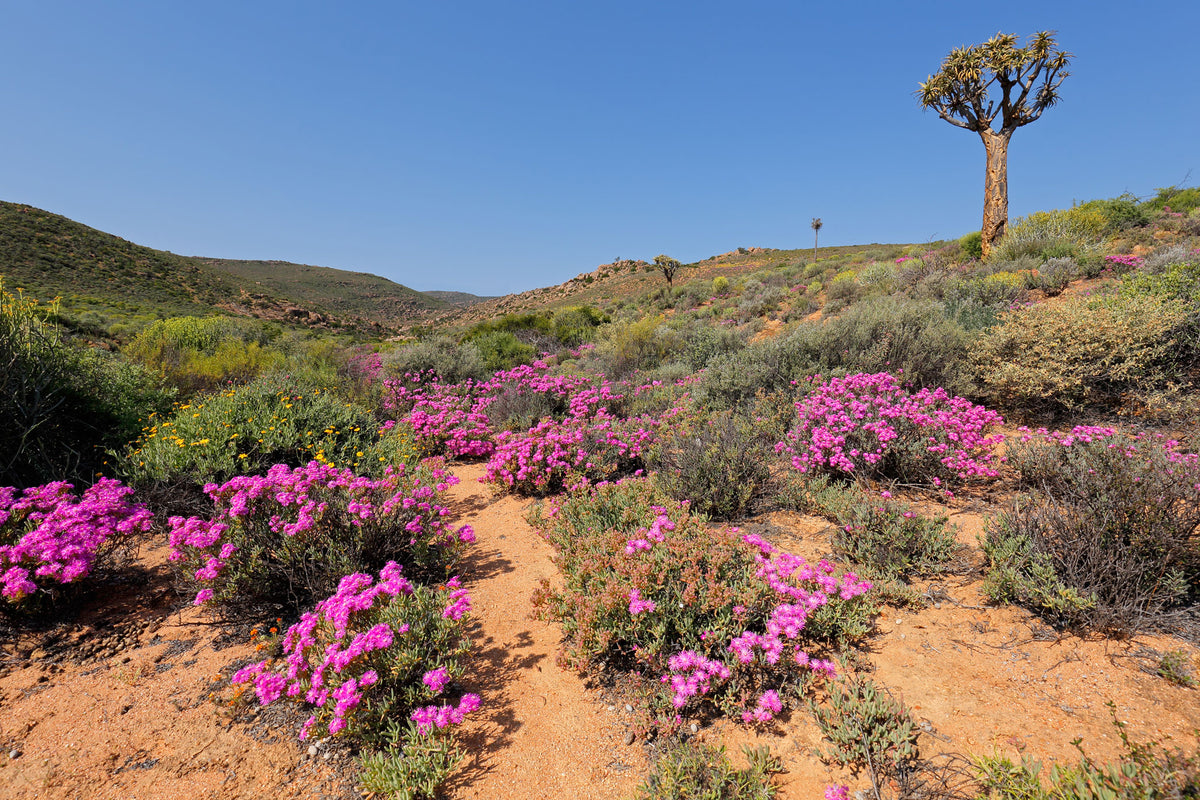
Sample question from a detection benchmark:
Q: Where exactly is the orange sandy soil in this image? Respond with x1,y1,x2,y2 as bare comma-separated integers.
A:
1,463,1197,799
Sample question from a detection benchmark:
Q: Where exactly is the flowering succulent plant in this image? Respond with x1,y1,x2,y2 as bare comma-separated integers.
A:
1,478,151,604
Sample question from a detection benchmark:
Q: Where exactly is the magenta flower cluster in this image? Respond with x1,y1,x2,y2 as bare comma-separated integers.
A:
1105,254,1145,271
169,460,473,606
484,411,662,495
1,478,151,602
619,506,871,725
383,361,633,460
777,372,1004,486
658,532,865,722
231,561,479,740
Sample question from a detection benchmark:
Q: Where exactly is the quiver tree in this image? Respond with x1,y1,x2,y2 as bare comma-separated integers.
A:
811,217,823,262
653,254,683,289
918,31,1070,259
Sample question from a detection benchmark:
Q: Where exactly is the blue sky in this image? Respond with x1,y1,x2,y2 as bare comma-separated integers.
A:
2,1,1197,295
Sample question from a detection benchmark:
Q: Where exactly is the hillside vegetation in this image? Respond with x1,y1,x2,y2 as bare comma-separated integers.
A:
0,202,445,340
4,186,1200,800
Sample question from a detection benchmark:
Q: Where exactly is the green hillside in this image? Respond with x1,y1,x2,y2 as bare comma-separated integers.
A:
0,201,445,338
0,201,258,332
197,257,449,325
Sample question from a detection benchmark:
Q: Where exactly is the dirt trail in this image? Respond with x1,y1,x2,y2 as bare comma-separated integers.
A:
444,464,645,799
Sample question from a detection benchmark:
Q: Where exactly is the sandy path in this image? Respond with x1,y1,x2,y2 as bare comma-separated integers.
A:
443,464,645,800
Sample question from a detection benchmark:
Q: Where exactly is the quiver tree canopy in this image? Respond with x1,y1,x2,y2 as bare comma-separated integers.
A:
918,31,1071,259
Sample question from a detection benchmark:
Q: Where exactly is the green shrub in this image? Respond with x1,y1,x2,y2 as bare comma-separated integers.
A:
1,284,170,487
680,323,745,371
812,674,920,788
992,207,1105,262
124,315,284,394
1123,258,1200,305
469,330,536,371
814,297,976,395
118,376,399,507
822,490,959,583
973,294,1199,415
973,704,1200,799
650,411,775,521
712,276,730,295
380,336,488,384
596,315,683,377
1075,192,1154,233
1146,185,1200,216
636,742,781,800
959,231,984,260
944,271,1028,309
983,430,1200,634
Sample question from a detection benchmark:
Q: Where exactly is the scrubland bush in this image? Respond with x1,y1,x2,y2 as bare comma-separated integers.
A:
973,704,1200,799
120,376,395,501
943,271,1028,309
679,322,745,371
983,428,1200,635
1030,257,1076,296
992,207,1105,262
959,231,984,260
595,315,684,377
637,742,781,800
125,315,284,394
529,479,871,727
973,294,1199,416
826,271,862,305
819,488,959,582
1,284,169,487
814,297,976,395
650,412,775,520
812,674,920,793
381,337,488,385
1123,255,1200,305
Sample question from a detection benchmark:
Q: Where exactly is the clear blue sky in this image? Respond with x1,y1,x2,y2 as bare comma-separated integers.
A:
3,1,1197,296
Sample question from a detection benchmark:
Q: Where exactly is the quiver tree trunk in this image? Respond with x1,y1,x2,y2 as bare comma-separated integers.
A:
980,129,1012,259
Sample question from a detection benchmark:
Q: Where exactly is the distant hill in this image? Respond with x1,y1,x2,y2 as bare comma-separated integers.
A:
422,290,497,307
197,258,450,327
440,243,909,326
0,202,444,337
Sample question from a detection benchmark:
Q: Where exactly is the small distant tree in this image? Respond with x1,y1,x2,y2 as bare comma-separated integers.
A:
918,31,1071,259
811,218,823,262
654,254,683,289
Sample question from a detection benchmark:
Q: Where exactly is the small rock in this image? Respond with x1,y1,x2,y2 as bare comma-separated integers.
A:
933,602,943,609
690,723,699,734
31,649,48,661
607,705,615,712
624,704,633,713
8,750,20,760
623,731,635,746
322,751,332,760
308,745,319,757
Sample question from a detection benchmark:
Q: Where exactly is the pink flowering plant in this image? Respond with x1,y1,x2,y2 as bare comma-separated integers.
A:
168,459,474,612
230,561,478,796
1,478,151,608
529,478,872,731
777,372,1003,488
483,411,664,496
